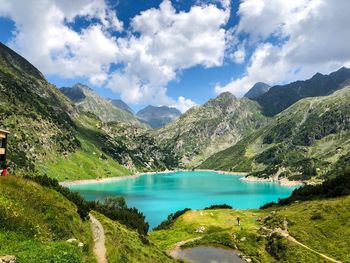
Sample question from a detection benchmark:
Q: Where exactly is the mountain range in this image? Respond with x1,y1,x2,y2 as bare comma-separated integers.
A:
1,41,350,182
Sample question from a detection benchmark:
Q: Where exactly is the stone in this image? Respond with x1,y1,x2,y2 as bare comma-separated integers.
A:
0,255,16,263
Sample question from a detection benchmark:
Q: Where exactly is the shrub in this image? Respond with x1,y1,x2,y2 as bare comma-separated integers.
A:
204,204,232,210
154,208,191,230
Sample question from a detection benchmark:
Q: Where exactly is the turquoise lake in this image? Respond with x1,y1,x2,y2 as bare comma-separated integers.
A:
69,171,298,229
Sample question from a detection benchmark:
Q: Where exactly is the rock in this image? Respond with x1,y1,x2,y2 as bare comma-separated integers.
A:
66,238,78,243
195,226,206,233
0,255,16,263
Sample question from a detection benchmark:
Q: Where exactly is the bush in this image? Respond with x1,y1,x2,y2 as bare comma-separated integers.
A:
204,204,232,210
90,197,149,235
154,208,191,230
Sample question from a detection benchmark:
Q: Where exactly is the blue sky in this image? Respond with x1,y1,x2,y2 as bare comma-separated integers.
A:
1,0,350,112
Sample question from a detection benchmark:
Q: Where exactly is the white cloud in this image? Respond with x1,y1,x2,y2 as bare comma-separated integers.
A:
106,0,230,105
172,96,198,113
0,0,232,107
230,45,246,64
217,0,350,97
0,0,121,85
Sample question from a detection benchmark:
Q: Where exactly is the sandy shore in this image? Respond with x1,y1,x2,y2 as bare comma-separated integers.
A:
60,169,248,187
240,176,304,187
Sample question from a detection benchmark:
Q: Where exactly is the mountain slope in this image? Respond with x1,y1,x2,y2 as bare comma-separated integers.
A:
108,99,134,114
61,84,141,126
155,92,269,167
255,67,350,116
0,176,95,262
0,42,81,173
244,82,270,99
200,87,350,181
136,106,181,128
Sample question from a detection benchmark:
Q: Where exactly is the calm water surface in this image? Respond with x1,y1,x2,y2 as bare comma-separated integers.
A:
69,171,297,228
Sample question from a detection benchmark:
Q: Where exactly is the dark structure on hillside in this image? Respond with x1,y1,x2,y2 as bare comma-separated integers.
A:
0,129,9,166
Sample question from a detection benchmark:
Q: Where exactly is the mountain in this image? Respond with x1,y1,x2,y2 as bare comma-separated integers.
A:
61,84,142,126
108,98,134,114
155,92,269,166
244,82,270,99
255,67,350,116
200,86,350,181
136,105,181,128
0,42,177,179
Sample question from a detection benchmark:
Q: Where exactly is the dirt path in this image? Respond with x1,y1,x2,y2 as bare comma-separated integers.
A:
90,214,107,263
277,229,342,263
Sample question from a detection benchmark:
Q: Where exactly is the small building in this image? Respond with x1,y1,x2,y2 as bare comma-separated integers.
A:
0,129,10,167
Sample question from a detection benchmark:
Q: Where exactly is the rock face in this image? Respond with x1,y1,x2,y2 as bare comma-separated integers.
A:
136,106,181,128
255,67,350,116
155,92,269,166
61,84,142,126
244,82,270,99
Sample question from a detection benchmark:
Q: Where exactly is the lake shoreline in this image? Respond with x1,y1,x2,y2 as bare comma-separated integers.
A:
59,169,248,187
59,169,302,187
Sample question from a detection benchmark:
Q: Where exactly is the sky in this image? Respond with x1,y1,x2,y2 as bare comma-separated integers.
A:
1,0,350,112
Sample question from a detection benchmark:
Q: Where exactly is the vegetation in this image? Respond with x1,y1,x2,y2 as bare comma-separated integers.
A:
155,92,269,167
92,212,174,263
262,171,350,208
201,87,350,181
255,67,350,116
154,208,191,231
0,176,95,262
151,195,350,262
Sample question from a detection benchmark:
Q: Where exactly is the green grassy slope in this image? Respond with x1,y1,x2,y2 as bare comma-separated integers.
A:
200,87,350,181
0,176,96,262
92,212,175,263
150,195,350,263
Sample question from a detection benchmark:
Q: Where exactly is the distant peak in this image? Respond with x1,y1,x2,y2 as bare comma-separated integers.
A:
217,91,236,100
244,82,270,99
73,83,93,91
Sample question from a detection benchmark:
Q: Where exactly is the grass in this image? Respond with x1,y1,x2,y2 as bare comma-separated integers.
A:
92,212,175,263
0,176,96,262
37,113,131,182
150,195,350,263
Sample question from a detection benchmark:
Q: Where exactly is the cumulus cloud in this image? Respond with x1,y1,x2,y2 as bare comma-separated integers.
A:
106,0,230,106
172,96,198,113
217,0,350,97
0,0,231,108
0,0,121,85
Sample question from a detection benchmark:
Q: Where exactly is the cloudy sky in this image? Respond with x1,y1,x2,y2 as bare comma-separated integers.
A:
1,0,350,112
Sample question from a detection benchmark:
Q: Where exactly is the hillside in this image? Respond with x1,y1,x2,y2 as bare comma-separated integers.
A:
92,212,174,263
61,84,142,126
0,176,95,262
150,195,350,263
156,92,269,167
0,42,80,174
200,87,350,181
136,106,181,128
255,67,350,116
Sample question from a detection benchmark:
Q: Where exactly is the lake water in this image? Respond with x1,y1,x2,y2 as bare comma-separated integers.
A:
174,245,245,263
69,171,297,229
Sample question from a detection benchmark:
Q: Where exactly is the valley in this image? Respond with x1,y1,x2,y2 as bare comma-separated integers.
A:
1,40,350,263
